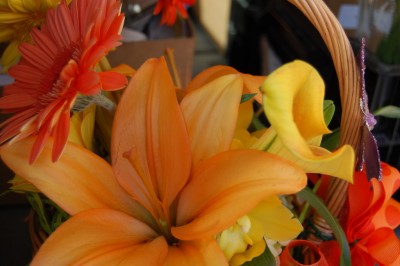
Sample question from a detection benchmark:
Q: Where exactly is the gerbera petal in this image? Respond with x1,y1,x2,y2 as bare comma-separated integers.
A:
173,149,306,240
31,209,168,266
0,137,147,220
112,57,191,210
99,71,127,91
181,74,243,168
76,70,101,95
0,93,37,108
51,109,70,161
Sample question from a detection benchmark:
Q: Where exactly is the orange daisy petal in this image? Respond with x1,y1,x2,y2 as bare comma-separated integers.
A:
0,0,125,162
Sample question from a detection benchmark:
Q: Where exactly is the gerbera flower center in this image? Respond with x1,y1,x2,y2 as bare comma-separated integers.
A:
38,44,81,107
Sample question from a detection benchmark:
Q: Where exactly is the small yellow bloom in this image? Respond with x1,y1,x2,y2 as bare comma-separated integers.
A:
218,197,303,265
0,0,67,71
69,104,96,151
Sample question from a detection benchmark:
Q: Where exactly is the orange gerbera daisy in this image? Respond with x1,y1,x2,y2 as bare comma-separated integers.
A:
153,0,196,25
0,0,127,163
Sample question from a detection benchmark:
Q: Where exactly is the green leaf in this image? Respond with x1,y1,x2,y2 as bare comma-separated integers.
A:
26,192,52,235
242,244,276,266
241,93,257,103
297,188,351,266
373,105,400,119
321,128,341,151
323,100,335,126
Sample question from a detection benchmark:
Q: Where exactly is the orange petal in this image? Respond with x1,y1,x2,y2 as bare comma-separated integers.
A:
0,138,147,220
181,74,243,169
31,209,168,265
111,57,191,210
280,240,329,266
164,239,228,266
366,227,400,265
186,65,238,92
372,198,400,229
172,149,306,240
240,73,265,103
99,71,127,91
186,65,264,102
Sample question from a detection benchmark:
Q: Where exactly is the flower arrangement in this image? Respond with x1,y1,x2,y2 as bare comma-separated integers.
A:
0,0,399,265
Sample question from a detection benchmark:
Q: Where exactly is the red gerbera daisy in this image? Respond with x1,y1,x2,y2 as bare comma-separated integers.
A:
0,0,127,163
153,0,196,25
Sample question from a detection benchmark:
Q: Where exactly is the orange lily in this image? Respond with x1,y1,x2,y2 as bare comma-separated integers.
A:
0,57,307,264
318,162,400,265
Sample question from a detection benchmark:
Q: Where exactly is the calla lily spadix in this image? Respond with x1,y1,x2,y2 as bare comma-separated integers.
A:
0,57,307,265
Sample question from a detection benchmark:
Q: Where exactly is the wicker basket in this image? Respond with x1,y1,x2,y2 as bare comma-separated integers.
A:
288,0,363,243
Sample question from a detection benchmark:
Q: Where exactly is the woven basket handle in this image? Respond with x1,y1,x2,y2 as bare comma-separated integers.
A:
288,0,363,153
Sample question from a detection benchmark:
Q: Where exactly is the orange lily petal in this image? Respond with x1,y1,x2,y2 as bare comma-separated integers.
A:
172,149,306,240
112,57,191,211
372,163,400,229
181,74,243,168
31,209,168,265
365,227,400,265
372,198,400,229
164,239,228,266
0,138,148,220
186,65,264,102
186,65,238,92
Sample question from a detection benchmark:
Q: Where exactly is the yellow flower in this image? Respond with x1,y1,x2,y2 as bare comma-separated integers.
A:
69,104,96,151
218,197,302,265
259,60,355,182
0,57,307,264
0,0,67,71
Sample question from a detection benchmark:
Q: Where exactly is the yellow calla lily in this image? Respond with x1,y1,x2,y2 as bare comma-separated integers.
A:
260,60,355,182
